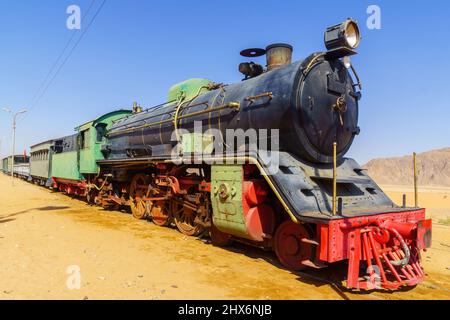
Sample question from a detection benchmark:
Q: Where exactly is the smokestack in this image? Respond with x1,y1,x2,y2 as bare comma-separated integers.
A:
265,43,293,70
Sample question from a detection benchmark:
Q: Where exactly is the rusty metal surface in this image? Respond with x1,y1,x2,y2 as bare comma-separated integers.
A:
265,43,293,70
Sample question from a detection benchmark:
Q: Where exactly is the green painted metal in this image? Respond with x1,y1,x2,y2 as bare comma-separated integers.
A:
2,157,7,172
51,151,83,181
2,157,8,173
3,157,12,173
211,165,249,238
30,140,54,180
167,78,212,102
77,110,132,175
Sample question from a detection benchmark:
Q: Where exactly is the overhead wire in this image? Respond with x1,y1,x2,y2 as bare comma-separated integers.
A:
24,0,107,119
27,0,98,110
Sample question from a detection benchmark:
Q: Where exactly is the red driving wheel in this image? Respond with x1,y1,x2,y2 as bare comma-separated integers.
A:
274,221,312,271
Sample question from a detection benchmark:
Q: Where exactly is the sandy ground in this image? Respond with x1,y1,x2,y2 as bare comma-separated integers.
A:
0,175,449,300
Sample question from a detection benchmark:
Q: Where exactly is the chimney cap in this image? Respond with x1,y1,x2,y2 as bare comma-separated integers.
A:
266,43,293,51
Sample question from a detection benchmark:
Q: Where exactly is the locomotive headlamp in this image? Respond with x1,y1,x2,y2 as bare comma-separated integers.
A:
324,19,361,54
344,21,360,48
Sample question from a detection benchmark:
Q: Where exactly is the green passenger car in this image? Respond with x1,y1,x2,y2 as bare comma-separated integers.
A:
51,110,132,195
2,155,30,177
1,157,8,173
51,134,82,182
30,139,57,186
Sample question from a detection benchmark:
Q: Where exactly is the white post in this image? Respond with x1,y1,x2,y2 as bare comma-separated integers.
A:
2,108,27,186
11,115,16,185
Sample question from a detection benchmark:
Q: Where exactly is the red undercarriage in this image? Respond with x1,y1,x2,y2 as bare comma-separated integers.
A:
52,178,86,196
318,209,432,290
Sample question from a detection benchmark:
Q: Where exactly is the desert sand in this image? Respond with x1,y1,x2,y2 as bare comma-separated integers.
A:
0,174,449,300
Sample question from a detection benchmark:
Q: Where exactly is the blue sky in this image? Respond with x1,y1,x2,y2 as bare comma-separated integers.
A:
0,0,449,163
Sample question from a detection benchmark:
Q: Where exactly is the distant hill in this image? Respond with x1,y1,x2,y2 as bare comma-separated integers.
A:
364,148,450,187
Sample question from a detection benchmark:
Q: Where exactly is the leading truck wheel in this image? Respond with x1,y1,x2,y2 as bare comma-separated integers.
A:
274,221,313,271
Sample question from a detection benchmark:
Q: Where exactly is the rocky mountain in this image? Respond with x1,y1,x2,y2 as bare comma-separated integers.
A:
364,148,450,187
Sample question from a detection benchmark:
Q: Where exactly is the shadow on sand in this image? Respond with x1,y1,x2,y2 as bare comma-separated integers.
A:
0,206,71,224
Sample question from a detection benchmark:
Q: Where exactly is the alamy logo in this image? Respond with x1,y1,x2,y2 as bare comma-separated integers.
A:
367,5,382,30
366,265,382,289
66,5,81,30
170,121,280,175
66,265,81,290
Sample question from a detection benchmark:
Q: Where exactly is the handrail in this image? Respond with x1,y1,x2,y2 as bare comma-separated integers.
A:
108,102,240,137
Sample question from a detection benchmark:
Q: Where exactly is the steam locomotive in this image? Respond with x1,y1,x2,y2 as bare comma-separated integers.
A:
7,19,431,290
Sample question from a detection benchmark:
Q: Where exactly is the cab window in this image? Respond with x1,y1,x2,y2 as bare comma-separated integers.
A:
95,123,108,142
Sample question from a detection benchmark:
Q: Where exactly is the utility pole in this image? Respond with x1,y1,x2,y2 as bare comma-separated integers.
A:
2,108,27,185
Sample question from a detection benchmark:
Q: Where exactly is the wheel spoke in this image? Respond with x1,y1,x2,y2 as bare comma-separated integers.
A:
150,201,172,227
173,201,204,237
130,174,150,220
